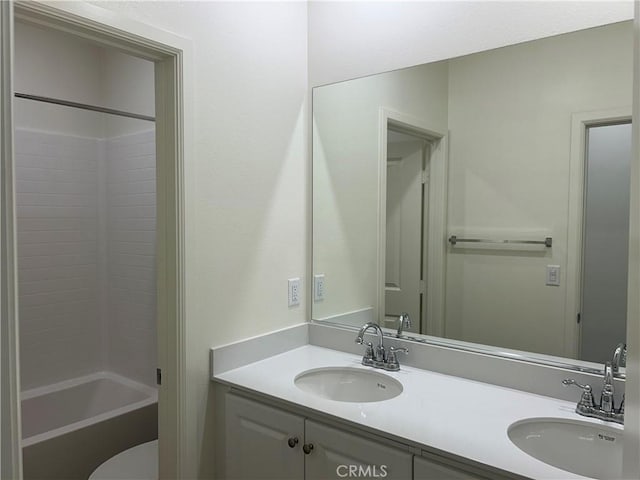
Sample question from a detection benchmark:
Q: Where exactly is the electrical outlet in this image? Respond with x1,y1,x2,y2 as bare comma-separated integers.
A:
288,278,301,307
314,274,325,302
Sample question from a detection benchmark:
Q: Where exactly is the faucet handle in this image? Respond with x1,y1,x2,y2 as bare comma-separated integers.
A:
562,379,595,408
384,346,409,371
361,342,375,367
389,346,409,355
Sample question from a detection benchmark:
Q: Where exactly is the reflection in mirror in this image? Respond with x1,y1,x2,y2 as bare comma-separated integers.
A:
384,127,425,335
312,21,632,367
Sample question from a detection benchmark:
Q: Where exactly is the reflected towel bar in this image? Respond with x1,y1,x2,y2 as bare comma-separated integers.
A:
448,235,552,248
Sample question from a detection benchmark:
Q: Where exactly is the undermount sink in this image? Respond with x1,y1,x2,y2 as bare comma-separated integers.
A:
508,418,623,479
294,367,402,403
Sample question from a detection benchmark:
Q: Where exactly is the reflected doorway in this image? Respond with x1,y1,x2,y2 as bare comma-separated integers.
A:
383,127,429,334
579,121,631,363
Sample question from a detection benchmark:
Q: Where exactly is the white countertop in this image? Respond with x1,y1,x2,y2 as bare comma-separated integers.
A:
213,344,622,480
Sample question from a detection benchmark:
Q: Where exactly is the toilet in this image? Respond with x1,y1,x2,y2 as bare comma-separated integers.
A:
89,440,158,480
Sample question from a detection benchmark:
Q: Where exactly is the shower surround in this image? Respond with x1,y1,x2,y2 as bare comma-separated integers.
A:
15,126,157,479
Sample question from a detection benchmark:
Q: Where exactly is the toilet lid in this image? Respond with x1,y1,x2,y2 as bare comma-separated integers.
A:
89,440,158,480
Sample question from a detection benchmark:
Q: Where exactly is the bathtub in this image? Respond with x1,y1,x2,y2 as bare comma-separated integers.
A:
21,372,158,480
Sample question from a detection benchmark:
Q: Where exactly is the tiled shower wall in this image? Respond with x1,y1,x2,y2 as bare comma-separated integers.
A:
16,128,157,390
16,130,103,389
107,130,157,386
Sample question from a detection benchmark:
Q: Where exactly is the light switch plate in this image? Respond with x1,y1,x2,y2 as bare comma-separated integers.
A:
546,265,560,286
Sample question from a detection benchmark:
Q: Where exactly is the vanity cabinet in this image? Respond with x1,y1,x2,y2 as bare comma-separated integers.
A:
225,393,304,479
224,392,492,480
305,419,412,480
225,393,412,480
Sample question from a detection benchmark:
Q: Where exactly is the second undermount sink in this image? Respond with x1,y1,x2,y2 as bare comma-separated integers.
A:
294,367,402,403
508,418,623,479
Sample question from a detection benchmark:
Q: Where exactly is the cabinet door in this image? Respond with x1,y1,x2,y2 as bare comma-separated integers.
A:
225,393,304,480
304,420,412,480
414,455,487,480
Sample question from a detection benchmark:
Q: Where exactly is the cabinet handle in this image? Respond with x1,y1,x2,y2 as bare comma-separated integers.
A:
287,437,299,448
303,443,314,454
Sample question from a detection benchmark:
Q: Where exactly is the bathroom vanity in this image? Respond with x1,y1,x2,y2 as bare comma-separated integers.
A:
212,339,623,480
223,392,481,480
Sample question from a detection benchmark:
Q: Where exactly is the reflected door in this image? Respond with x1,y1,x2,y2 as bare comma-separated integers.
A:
384,134,425,332
580,122,631,363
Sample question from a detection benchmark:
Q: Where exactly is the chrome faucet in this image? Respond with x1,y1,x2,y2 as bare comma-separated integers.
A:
396,312,411,337
562,347,625,424
355,322,409,371
355,322,386,367
612,343,626,414
612,343,627,373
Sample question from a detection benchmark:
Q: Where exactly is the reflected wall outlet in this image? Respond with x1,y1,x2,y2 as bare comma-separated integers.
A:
314,274,325,302
288,278,301,307
546,265,561,286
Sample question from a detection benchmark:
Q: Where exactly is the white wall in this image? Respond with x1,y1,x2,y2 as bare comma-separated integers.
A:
103,49,155,118
14,22,104,137
103,49,156,138
308,0,633,86
445,22,633,357
85,2,309,477
14,22,154,137
312,62,448,322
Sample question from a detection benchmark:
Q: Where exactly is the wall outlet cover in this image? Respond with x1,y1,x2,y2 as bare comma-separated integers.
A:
288,278,301,307
314,274,325,302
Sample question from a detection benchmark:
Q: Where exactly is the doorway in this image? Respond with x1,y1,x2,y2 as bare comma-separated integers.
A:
2,2,187,478
384,127,428,334
377,110,447,338
579,121,631,363
14,20,158,479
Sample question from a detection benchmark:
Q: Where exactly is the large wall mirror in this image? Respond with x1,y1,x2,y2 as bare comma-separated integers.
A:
312,21,632,370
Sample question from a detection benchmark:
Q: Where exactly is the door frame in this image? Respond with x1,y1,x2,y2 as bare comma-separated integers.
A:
378,108,448,336
566,107,631,359
3,1,191,477
1,1,22,478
